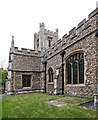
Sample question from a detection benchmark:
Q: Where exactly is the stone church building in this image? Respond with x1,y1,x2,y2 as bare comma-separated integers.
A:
7,7,98,97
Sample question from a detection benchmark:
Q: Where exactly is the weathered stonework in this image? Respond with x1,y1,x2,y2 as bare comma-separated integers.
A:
7,7,98,97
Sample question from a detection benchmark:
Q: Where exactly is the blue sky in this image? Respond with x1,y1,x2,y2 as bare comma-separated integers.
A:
0,0,97,68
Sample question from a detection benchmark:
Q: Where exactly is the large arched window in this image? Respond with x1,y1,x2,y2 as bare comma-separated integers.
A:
48,67,54,82
66,53,84,85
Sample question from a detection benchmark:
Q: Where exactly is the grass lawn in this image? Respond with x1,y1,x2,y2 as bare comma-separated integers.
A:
1,93,96,118
0,98,2,120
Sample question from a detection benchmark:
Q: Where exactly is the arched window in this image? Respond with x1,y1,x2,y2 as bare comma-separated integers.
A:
66,52,84,85
48,37,52,48
48,67,54,82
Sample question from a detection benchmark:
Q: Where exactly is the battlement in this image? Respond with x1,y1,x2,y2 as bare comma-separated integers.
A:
43,8,98,59
39,22,58,37
10,47,41,57
88,7,98,19
44,29,58,37
10,8,98,60
60,8,98,44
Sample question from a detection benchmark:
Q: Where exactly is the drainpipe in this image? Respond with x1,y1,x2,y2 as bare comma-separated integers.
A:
43,61,47,93
60,49,65,95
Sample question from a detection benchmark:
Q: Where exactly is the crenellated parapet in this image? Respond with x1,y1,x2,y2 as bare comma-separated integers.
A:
10,47,42,57
39,23,58,36
44,29,58,37
43,8,98,59
34,23,59,52
9,7,98,62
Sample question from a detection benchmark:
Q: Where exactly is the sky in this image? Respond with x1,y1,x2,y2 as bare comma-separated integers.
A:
0,0,97,68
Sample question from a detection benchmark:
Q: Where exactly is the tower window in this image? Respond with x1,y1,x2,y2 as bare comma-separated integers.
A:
37,38,39,48
49,40,51,47
48,37,52,48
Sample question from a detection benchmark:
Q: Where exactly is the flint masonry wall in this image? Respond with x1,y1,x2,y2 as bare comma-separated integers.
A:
8,47,43,91
8,7,98,96
44,8,98,96
9,47,42,71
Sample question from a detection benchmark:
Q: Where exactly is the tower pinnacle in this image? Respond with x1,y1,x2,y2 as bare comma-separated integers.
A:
11,35,14,48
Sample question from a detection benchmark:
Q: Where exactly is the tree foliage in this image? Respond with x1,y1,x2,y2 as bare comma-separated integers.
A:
0,68,8,83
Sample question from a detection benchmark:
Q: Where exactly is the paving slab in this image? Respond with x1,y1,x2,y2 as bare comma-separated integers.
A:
79,100,97,110
46,100,68,107
64,96,85,101
0,94,2,99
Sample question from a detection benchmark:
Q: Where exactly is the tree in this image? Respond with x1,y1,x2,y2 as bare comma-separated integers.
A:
0,68,8,83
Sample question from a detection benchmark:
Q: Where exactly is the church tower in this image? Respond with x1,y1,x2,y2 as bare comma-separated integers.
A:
34,23,58,52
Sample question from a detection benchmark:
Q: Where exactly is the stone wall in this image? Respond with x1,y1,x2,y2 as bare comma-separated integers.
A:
64,33,96,96
10,71,43,92
7,7,98,96
44,8,98,96
46,53,62,94
8,47,44,92
8,47,42,72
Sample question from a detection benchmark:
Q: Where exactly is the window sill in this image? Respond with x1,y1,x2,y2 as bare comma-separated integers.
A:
22,87,31,90
66,84,85,87
48,82,54,85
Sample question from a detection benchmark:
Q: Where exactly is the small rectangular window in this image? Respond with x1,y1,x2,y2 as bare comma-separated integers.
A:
22,75,31,87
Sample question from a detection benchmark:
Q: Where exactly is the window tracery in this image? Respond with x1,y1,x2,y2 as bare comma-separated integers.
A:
66,52,84,85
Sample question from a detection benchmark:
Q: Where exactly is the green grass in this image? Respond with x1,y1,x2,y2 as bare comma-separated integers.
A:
1,93,96,118
0,98,2,120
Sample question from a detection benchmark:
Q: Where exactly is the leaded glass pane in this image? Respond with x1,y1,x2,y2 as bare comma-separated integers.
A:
79,59,84,83
73,62,78,84
22,75,31,87
68,63,72,84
